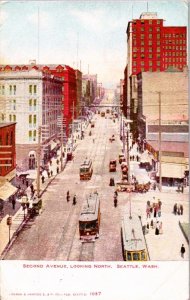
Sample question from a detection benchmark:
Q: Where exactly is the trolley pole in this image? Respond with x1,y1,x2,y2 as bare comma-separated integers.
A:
37,126,41,199
158,92,162,192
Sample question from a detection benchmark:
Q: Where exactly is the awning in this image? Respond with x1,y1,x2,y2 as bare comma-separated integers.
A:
0,181,18,201
157,163,186,179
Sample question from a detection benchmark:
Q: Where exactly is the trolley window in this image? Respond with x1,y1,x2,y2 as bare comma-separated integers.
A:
141,252,146,260
133,252,140,261
127,252,132,261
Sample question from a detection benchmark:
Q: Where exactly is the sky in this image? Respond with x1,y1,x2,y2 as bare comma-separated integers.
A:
0,0,188,88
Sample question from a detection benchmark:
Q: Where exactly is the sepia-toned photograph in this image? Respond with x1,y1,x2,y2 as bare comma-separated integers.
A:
0,0,189,299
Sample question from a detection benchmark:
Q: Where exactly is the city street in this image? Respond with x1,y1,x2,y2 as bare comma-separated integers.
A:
4,112,189,261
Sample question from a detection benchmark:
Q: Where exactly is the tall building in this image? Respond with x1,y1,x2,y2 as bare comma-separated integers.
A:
0,68,63,170
126,12,187,120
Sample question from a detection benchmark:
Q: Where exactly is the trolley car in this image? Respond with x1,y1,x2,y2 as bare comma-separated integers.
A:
80,159,93,180
121,214,148,261
79,192,100,241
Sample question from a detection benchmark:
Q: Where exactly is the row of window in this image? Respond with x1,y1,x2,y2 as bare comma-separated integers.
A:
133,61,161,67
133,26,160,32
164,58,186,62
133,67,161,73
133,40,161,46
164,39,186,45
0,85,37,95
133,46,161,52
164,46,186,50
164,33,185,38
133,20,161,25
133,33,161,39
165,52,186,57
9,115,16,122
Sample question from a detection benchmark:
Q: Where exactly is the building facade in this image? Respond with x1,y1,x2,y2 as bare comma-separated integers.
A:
125,12,187,120
0,67,63,170
0,122,16,178
136,68,188,137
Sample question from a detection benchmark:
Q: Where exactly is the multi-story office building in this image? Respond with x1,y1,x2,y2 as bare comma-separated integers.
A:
126,12,187,120
0,68,63,170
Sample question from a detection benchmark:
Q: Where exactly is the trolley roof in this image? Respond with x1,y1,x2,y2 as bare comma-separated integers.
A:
80,159,92,168
121,214,146,251
79,193,100,222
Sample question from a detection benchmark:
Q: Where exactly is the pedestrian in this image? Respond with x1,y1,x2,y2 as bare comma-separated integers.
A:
150,219,154,228
114,190,118,197
73,194,77,205
177,205,181,215
41,175,45,184
180,244,185,258
12,197,16,209
47,171,50,178
181,183,184,193
159,222,163,234
26,179,29,187
50,160,52,166
155,222,159,235
147,222,149,230
56,159,59,165
30,184,34,193
157,206,161,217
66,191,70,202
173,203,177,215
50,170,53,177
180,204,183,215
153,204,157,218
56,166,59,174
153,182,156,190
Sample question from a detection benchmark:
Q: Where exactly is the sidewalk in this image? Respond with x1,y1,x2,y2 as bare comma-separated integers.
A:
0,128,85,258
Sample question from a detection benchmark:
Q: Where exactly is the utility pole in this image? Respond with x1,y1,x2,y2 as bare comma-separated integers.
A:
158,92,162,192
71,100,74,151
126,126,130,184
60,114,63,171
122,120,125,157
37,126,41,199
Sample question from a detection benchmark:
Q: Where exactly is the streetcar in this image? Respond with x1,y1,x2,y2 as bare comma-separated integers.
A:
79,159,93,180
79,192,100,241
121,213,148,261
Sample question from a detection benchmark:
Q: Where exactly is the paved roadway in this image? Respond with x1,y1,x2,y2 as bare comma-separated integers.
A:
4,113,189,261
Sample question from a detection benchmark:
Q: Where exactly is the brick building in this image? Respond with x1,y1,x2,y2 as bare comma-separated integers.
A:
125,12,187,121
0,122,16,178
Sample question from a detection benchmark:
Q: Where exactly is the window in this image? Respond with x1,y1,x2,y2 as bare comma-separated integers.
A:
133,54,137,58
157,34,160,39
149,20,152,25
141,67,145,72
149,53,152,58
13,85,16,95
157,41,160,45
157,54,161,58
141,61,144,66
133,61,137,66
133,68,136,73
9,115,12,121
141,54,145,58
157,61,160,66
149,34,152,38
157,68,160,71
9,85,12,95
29,115,32,127
29,130,32,142
149,67,153,71
141,41,144,46
157,47,160,52
149,61,152,66
13,115,16,121
149,41,152,46
156,27,160,32
29,85,32,94
33,99,37,111
149,27,152,31
141,47,144,52
34,85,37,94
13,99,16,110
33,115,36,126
141,34,144,39
33,130,36,141
157,20,160,25
149,48,152,52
